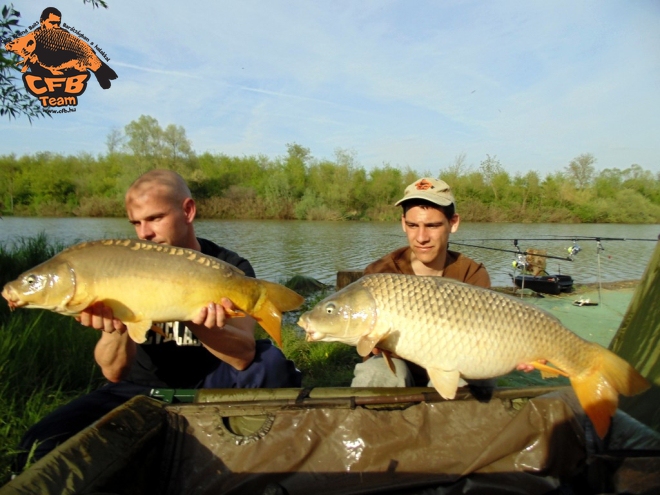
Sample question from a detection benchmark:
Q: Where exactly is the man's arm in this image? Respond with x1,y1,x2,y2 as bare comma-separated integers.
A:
79,302,136,383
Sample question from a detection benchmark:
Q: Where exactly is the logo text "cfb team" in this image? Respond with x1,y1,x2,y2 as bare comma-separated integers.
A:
23,73,90,107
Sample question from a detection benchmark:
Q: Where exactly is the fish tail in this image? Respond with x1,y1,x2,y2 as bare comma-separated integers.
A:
260,280,305,312
252,299,284,347
570,346,650,439
94,62,118,89
253,281,304,347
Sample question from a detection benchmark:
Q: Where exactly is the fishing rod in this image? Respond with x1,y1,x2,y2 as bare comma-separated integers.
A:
456,236,658,242
448,241,575,262
451,238,581,298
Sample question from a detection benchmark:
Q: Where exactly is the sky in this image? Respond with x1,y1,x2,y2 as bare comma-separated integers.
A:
2,0,659,176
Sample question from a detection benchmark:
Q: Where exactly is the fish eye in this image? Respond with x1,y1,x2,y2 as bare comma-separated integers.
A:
325,303,336,315
26,275,36,285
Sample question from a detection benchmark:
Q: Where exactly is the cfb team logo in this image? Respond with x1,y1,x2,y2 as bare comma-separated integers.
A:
3,6,117,111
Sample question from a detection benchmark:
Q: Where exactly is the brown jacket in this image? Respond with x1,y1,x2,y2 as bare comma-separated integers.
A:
363,246,491,385
364,246,491,288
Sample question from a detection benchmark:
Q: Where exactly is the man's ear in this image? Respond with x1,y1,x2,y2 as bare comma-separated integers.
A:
401,214,407,233
182,198,196,224
449,213,460,234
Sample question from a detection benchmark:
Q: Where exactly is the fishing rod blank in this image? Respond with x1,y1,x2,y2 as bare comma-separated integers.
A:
456,236,658,242
448,241,574,262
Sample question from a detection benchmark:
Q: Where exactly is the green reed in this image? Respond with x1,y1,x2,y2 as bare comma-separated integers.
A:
0,311,103,484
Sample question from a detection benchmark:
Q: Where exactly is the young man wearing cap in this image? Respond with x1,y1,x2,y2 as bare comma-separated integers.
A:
351,177,491,388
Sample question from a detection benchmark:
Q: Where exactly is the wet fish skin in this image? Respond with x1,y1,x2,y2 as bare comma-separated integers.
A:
298,273,650,438
1,239,304,346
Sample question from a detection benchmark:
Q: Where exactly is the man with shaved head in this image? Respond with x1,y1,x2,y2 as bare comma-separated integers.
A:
13,169,302,474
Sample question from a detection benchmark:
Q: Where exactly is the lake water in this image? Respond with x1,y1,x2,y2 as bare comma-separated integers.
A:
1,217,658,288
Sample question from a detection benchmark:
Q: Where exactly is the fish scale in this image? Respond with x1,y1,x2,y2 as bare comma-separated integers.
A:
34,28,99,65
360,274,590,378
298,273,649,438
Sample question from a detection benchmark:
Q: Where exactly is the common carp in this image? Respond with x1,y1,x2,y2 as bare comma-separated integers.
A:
2,239,304,346
297,273,650,438
4,28,117,88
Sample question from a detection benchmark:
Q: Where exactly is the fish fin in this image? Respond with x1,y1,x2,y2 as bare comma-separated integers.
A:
382,351,397,375
530,361,569,378
356,335,381,357
125,320,153,344
224,308,247,318
150,324,166,338
94,62,118,89
252,298,283,347
570,346,650,439
427,368,460,400
260,280,305,312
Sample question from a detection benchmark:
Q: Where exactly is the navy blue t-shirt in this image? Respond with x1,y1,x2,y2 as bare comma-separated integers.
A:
124,237,255,388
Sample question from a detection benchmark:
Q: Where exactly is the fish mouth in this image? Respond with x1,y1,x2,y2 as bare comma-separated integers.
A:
1,288,24,310
297,314,321,342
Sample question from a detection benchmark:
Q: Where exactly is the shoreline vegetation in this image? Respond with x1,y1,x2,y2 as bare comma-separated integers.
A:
1,116,660,224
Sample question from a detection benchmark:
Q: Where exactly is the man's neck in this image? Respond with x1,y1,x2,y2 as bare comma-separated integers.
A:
410,251,447,276
180,232,201,252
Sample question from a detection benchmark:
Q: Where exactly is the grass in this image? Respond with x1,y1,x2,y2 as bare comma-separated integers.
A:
0,311,103,484
0,234,104,483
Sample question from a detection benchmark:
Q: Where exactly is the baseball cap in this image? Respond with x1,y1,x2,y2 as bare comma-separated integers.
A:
394,178,455,207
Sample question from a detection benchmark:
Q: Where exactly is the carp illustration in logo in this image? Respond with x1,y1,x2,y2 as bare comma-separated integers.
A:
3,7,117,108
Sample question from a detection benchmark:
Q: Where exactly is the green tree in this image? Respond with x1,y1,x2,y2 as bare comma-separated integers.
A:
122,115,195,173
438,153,470,193
513,170,540,213
621,164,658,201
366,165,406,206
565,153,596,189
105,128,124,155
478,154,506,202
0,153,18,212
162,123,194,172
123,115,164,167
283,143,310,200
594,168,622,199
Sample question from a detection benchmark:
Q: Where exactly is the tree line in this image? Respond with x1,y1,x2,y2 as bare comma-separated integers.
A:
1,115,659,223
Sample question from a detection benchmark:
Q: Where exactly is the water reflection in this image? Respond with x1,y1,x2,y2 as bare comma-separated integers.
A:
1,217,658,287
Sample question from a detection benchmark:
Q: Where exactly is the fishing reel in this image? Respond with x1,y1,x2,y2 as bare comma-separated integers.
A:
567,241,581,260
511,253,528,270
511,239,528,270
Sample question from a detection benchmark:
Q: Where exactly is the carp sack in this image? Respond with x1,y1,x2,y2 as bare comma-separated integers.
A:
2,239,304,346
298,273,650,438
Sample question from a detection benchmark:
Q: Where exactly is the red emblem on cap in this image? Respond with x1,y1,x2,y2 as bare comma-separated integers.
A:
415,179,433,190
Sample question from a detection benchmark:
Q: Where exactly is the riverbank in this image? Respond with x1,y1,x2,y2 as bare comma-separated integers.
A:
501,281,636,348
